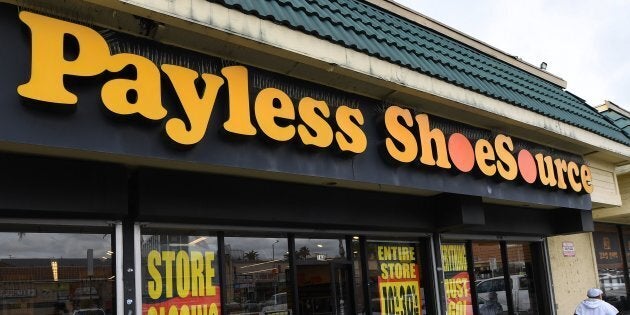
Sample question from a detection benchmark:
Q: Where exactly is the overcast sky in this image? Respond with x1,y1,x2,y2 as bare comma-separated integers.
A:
0,233,111,259
393,0,630,111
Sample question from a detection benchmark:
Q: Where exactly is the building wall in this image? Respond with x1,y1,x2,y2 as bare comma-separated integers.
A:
589,158,622,208
547,233,599,314
593,172,630,223
620,173,630,210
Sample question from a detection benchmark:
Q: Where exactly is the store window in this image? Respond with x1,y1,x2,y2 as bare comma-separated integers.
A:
0,230,114,315
223,236,290,314
442,240,542,315
594,223,629,312
472,242,505,314
140,233,220,315
506,242,538,314
366,240,425,315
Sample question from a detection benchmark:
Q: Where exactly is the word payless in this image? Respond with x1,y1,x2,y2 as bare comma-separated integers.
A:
17,12,368,152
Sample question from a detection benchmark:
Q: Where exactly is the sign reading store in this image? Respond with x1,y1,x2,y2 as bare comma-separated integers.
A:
17,11,592,194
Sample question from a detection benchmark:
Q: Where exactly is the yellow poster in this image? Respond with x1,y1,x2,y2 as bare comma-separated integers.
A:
376,245,422,315
143,249,220,315
441,244,472,315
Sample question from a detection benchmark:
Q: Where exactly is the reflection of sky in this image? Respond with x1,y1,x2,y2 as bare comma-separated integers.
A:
0,232,111,259
295,238,345,258
222,237,346,259
139,236,348,260
225,237,288,260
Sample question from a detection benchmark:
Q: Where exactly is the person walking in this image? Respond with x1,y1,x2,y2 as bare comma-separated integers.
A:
574,288,619,315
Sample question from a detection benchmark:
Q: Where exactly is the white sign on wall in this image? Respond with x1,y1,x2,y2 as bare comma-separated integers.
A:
563,241,576,257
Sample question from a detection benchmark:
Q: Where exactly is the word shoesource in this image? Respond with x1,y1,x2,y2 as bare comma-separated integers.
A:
17,11,592,194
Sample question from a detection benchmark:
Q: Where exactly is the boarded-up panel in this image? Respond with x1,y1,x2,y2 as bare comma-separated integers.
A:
548,233,599,315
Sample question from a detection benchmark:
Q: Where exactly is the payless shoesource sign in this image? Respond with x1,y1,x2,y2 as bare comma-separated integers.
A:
17,11,592,194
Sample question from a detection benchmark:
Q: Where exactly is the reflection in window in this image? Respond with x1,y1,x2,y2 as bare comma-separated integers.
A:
140,234,220,315
295,238,351,315
294,238,346,261
0,231,114,315
595,223,629,312
223,237,290,315
506,242,538,314
472,242,505,314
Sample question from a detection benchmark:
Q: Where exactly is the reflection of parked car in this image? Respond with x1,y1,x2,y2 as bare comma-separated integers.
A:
599,272,628,308
242,299,263,312
476,275,531,313
260,292,291,315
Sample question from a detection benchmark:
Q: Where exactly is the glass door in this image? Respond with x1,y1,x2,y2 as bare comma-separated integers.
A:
295,238,352,315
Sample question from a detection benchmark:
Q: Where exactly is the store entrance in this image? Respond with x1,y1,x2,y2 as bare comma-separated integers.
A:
296,262,352,315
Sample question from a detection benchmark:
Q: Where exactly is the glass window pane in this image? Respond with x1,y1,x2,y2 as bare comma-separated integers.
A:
0,231,114,315
506,242,538,314
295,238,351,315
294,238,347,262
472,242,506,314
223,237,290,314
595,223,628,311
140,233,220,315
367,240,424,315
441,243,473,315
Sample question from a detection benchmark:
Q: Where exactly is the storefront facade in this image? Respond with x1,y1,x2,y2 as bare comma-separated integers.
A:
1,1,629,315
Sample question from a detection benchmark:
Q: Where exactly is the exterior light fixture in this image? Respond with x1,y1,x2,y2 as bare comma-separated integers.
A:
540,62,547,70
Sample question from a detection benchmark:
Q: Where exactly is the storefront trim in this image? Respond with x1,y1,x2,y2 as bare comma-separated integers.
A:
138,222,432,238
442,234,545,242
134,223,142,315
116,223,124,315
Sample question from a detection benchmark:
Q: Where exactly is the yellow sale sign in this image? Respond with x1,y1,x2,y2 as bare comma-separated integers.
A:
377,245,422,315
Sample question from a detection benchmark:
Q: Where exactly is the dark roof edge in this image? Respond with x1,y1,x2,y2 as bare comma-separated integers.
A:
362,0,568,89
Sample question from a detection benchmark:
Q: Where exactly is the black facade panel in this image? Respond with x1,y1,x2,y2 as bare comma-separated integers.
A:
0,153,128,217
136,168,434,231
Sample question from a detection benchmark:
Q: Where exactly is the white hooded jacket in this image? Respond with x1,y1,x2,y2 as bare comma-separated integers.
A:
574,298,619,315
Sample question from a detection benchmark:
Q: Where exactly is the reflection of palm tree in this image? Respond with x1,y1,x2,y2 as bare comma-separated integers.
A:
245,250,259,261
297,246,310,260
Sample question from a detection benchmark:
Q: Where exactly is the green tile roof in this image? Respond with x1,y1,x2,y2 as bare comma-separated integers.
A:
213,0,630,146
601,109,630,138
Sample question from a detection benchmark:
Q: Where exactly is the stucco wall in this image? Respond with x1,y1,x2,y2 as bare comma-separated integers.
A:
547,233,599,314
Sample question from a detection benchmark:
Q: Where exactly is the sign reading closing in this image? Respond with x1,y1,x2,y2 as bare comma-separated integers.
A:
441,244,472,315
144,249,220,315
376,245,422,315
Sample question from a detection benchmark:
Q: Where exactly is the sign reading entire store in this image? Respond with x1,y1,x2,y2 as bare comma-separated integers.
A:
14,11,592,196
